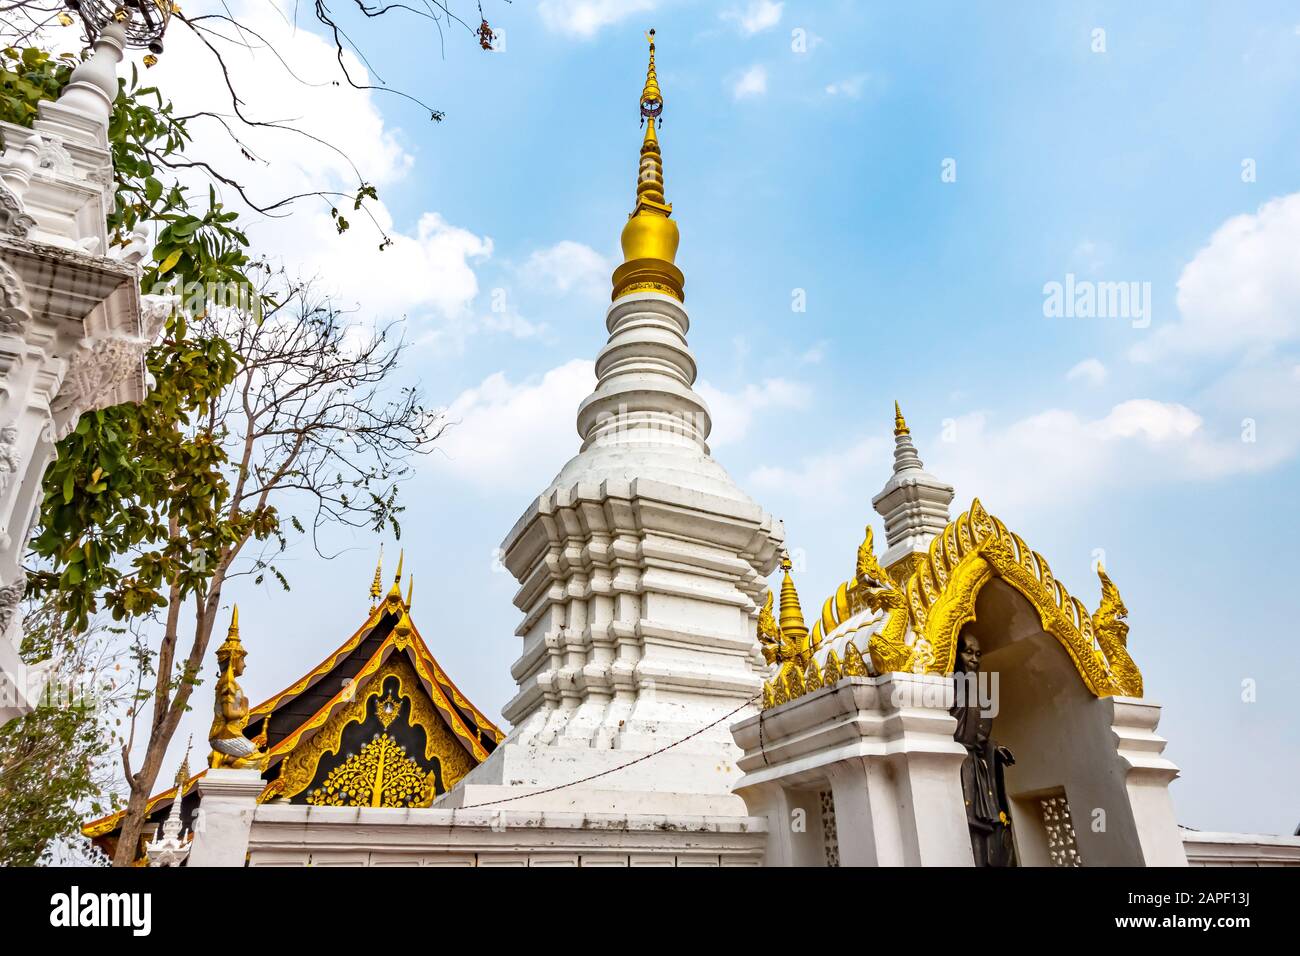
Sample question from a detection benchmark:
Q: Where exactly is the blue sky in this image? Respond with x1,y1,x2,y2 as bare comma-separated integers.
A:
142,1,1300,835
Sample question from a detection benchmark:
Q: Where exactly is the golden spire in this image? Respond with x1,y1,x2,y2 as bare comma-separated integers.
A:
405,575,413,610
894,400,910,436
611,28,685,303
385,549,405,604
216,605,244,660
369,545,384,607
176,735,193,791
778,552,810,656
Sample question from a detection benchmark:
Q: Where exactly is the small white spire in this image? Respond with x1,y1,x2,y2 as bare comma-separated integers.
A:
871,403,954,576
145,736,194,867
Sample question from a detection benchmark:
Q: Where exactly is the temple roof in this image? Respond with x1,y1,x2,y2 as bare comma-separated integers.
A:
82,551,503,855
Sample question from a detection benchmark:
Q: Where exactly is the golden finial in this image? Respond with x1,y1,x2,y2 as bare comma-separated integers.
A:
369,545,384,606
612,28,684,303
778,551,810,657
894,400,910,437
385,549,406,605
405,575,414,610
216,605,244,661
176,735,193,791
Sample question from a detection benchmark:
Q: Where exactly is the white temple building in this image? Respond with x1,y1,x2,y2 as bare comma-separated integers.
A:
78,30,1300,868
0,22,164,724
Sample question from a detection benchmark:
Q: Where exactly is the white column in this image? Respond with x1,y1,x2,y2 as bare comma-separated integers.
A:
188,769,264,867
732,673,974,866
1107,696,1187,866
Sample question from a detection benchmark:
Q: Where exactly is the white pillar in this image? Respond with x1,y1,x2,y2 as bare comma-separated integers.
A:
188,769,263,867
1107,696,1188,865
732,673,974,866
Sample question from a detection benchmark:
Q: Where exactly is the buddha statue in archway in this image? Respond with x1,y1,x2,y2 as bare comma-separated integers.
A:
951,624,1017,867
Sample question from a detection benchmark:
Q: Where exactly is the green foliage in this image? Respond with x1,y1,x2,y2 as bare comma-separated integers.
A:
0,46,77,126
0,603,121,867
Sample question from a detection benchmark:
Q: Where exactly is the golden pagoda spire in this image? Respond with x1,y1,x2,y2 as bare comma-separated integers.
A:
369,544,384,607
405,574,413,610
894,400,910,436
176,735,193,791
611,28,685,303
778,552,811,657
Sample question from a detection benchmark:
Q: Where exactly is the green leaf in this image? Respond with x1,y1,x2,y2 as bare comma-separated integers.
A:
156,247,183,276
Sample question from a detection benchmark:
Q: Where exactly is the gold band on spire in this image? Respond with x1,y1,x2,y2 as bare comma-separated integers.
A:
894,400,910,436
612,28,684,302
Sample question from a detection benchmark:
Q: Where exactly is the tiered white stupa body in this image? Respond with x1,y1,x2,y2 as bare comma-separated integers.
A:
443,33,783,814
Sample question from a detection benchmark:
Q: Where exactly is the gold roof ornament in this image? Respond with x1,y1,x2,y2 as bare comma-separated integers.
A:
778,552,812,657
385,549,405,606
215,604,245,665
209,605,269,771
175,735,193,792
611,28,685,303
894,400,910,436
369,545,384,607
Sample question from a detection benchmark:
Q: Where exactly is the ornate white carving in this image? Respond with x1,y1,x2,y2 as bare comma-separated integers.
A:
0,577,24,635
0,183,37,239
1040,793,1083,866
35,135,74,176
0,257,29,334
110,221,151,265
51,335,149,438
0,424,19,498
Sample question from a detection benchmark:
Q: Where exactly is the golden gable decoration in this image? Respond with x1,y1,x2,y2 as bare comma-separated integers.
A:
761,498,1143,709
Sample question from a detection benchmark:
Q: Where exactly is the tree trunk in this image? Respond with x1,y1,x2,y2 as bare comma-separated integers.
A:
111,743,170,866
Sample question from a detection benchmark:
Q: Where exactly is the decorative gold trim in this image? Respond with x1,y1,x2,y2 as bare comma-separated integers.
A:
867,498,1142,698
81,771,207,838
763,499,1143,709
248,603,383,721
269,655,474,804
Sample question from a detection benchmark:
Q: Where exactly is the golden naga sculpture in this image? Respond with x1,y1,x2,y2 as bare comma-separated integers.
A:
757,589,800,669
762,499,1144,709
208,606,269,771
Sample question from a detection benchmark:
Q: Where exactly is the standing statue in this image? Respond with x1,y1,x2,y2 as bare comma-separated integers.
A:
951,624,1017,866
208,606,268,771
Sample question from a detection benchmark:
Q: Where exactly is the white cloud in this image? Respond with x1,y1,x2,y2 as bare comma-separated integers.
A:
732,64,769,100
929,400,1284,513
824,75,869,98
748,395,1295,517
1072,239,1109,274
750,433,890,501
1066,358,1108,386
722,1,784,35
697,377,811,447
518,240,611,297
538,0,658,39
1131,191,1300,362
801,341,827,364
434,360,595,490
